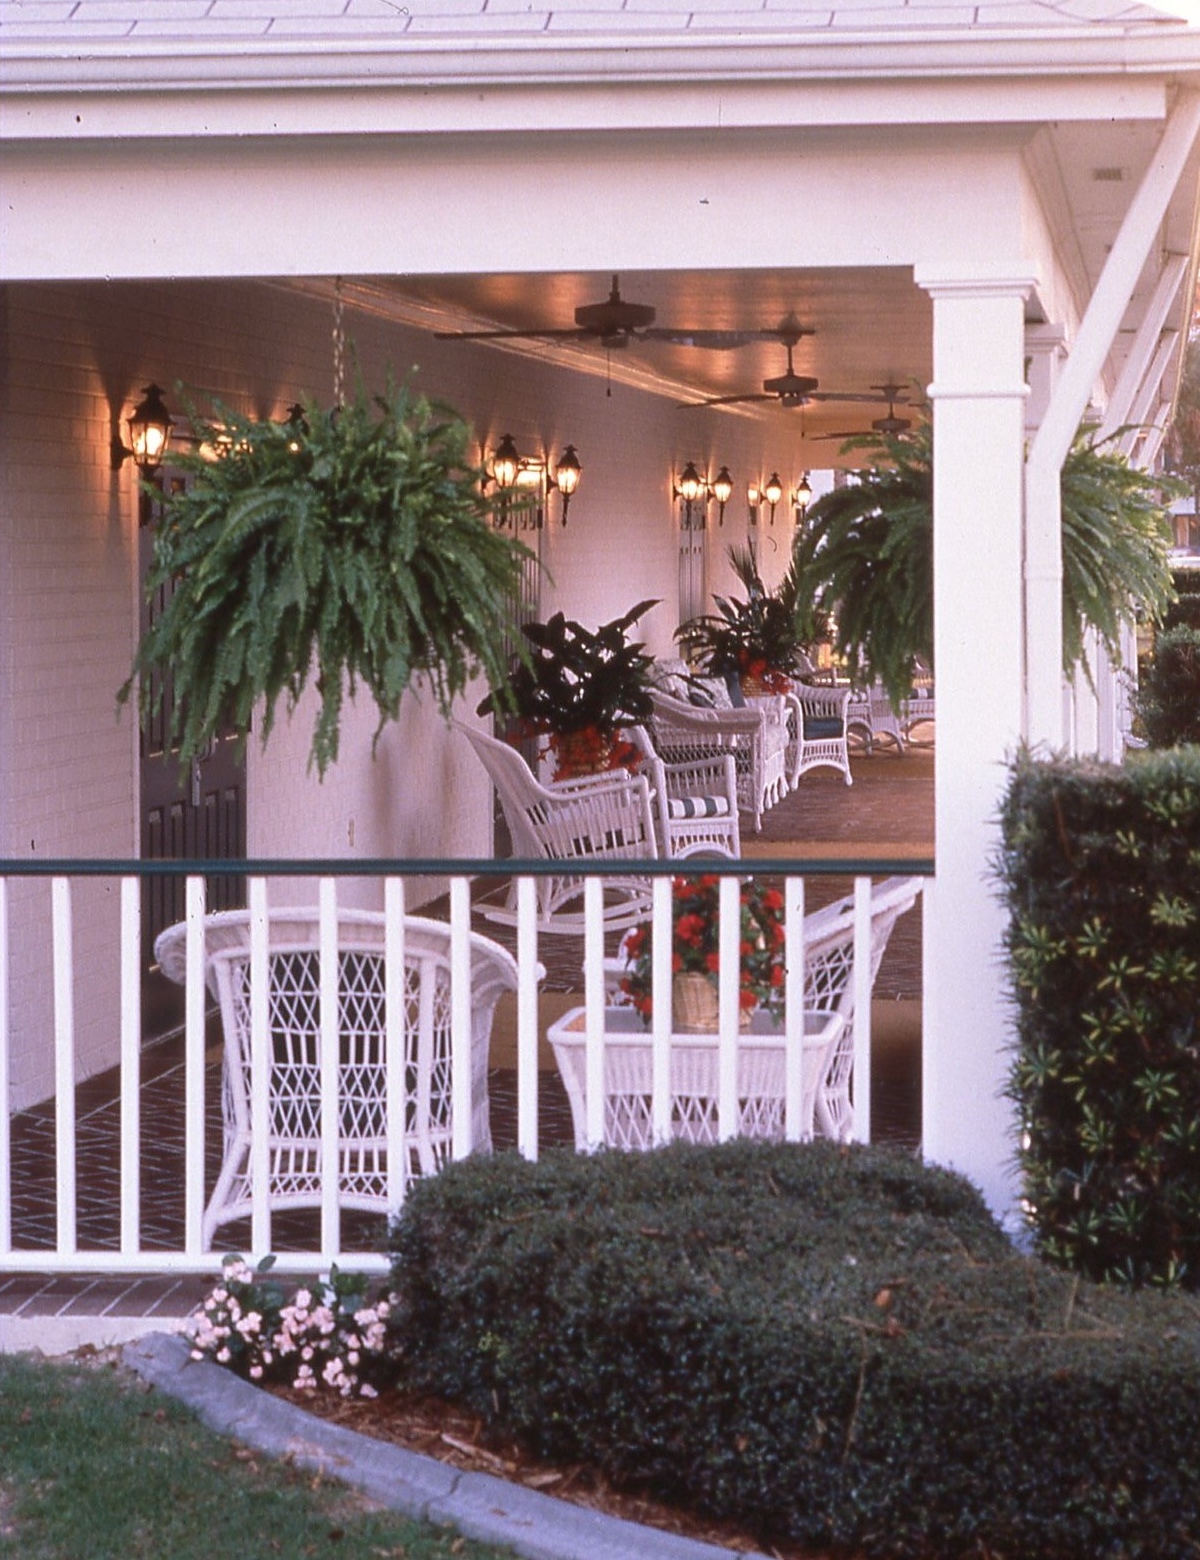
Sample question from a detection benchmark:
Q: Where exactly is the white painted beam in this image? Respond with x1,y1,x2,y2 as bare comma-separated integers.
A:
1098,252,1190,442
1025,90,1200,747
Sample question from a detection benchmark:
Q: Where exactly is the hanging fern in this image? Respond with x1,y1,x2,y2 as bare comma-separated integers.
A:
795,419,1178,707
120,376,534,776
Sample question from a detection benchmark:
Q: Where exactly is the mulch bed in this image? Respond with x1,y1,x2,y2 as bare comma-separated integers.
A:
268,1381,838,1559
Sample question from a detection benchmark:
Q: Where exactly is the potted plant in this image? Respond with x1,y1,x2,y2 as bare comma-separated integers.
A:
676,547,825,697
791,417,1180,708
120,374,534,777
479,600,659,780
619,874,787,1031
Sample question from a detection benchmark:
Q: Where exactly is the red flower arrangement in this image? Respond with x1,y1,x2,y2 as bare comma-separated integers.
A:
736,651,793,696
619,874,787,1023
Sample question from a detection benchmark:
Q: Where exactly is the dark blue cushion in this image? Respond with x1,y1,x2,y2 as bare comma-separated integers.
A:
726,673,746,707
803,718,845,740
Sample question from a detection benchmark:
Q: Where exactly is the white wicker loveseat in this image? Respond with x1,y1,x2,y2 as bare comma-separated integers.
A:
647,687,789,833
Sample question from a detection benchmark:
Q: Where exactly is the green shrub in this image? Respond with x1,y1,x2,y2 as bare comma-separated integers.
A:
1137,624,1200,745
387,1141,1200,1558
999,748,1200,1290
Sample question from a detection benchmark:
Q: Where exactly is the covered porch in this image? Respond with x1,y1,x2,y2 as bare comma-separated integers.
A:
2,0,1199,1296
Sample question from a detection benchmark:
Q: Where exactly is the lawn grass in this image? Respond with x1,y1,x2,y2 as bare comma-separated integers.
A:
0,1352,514,1560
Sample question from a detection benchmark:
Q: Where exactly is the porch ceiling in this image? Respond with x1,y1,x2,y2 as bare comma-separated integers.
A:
359,265,934,445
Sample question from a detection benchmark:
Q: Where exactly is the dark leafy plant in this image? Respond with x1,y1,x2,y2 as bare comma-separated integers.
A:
120,376,534,776
795,418,1178,707
477,600,659,740
676,545,825,689
999,746,1200,1290
1136,624,1200,747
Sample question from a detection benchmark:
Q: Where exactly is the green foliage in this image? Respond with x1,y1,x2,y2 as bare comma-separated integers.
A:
1060,429,1178,674
121,375,533,776
1137,624,1200,747
1165,329,1200,517
1162,567,1200,630
791,422,934,705
477,599,658,738
795,419,1177,707
676,544,825,682
999,747,1200,1289
387,1141,1200,1558
0,1353,508,1560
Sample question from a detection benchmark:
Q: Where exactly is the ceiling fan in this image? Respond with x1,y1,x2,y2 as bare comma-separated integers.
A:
814,384,915,440
434,275,776,352
676,318,892,411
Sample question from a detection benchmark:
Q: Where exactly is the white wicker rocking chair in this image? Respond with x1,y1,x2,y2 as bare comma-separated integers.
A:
155,907,519,1248
455,720,659,935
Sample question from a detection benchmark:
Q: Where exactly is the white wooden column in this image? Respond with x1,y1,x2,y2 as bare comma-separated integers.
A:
916,264,1035,1219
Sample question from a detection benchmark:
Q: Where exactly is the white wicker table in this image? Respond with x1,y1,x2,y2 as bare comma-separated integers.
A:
547,1004,843,1151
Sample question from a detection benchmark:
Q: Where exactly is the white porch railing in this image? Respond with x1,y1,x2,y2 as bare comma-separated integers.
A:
0,856,931,1276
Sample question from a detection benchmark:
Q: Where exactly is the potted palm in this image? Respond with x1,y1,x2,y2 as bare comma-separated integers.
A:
676,547,826,697
479,600,660,780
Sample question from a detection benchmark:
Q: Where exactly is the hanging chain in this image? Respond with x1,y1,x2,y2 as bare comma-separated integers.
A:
332,277,346,409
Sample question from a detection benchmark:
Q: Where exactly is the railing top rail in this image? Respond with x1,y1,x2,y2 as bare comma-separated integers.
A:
0,855,935,879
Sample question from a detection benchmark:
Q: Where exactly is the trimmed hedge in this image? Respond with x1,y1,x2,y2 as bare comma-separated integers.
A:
999,748,1200,1290
1137,624,1200,745
387,1141,1200,1558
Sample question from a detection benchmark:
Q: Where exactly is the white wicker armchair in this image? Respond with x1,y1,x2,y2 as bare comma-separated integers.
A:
155,907,519,1248
626,724,740,859
455,720,658,935
845,683,905,757
801,876,923,1140
647,688,788,833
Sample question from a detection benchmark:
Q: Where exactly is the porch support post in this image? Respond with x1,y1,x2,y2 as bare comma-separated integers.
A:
1026,90,1200,749
916,262,1034,1218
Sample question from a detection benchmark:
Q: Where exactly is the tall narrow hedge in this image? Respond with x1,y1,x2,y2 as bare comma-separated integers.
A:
998,748,1200,1288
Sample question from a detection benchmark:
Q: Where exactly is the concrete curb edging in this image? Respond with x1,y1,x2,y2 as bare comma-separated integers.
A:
123,1333,768,1560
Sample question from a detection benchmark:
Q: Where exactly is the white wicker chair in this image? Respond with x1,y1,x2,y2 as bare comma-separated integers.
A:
155,908,519,1248
786,683,855,784
455,720,658,935
846,683,906,757
647,688,788,833
801,876,923,1140
626,724,740,859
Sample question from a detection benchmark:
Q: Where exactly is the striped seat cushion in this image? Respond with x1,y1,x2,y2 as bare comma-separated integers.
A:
667,794,732,819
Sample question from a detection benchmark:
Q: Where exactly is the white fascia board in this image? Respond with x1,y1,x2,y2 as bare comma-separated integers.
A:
2,25,1199,100
0,70,1173,143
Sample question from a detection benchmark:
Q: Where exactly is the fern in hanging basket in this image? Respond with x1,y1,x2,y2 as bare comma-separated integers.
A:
120,377,534,776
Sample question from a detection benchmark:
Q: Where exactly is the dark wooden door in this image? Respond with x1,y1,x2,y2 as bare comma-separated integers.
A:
139,473,247,988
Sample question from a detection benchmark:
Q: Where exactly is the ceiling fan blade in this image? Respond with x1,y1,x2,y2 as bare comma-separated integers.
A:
808,390,894,404
642,328,759,351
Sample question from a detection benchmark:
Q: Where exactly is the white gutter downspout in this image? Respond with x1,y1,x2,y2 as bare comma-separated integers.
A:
1024,89,1200,750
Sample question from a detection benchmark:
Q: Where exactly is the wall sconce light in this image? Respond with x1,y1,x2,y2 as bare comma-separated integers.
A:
763,471,784,525
111,382,174,474
551,444,582,525
284,404,308,453
490,432,521,491
675,461,707,528
747,479,762,520
793,471,813,524
711,466,733,526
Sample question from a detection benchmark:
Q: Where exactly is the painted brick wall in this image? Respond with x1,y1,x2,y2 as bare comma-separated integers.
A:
2,276,807,1109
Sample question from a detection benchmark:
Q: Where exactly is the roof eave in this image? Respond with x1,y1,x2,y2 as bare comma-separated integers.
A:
3,24,1200,96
